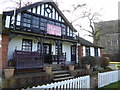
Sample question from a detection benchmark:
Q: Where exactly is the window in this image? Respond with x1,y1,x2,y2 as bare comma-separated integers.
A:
23,14,31,28
55,43,62,55
40,18,46,31
70,29,73,37
94,48,98,56
61,24,66,35
22,39,32,51
67,27,70,36
22,13,40,29
32,16,39,28
85,47,90,56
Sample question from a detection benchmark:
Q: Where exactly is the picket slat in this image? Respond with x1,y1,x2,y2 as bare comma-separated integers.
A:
31,75,90,89
98,70,119,88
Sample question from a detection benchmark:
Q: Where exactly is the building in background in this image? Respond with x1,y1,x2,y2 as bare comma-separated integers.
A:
94,20,120,61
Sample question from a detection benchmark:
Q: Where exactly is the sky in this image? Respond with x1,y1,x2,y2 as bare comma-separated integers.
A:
60,0,119,21
0,0,120,42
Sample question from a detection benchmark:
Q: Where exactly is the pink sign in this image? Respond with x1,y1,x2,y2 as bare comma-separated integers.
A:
47,24,61,36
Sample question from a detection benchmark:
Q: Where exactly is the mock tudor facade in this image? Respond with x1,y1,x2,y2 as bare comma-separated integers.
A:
2,1,78,69
1,1,103,70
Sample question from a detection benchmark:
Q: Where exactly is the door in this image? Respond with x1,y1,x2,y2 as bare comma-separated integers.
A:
71,45,76,63
38,43,52,63
43,43,52,63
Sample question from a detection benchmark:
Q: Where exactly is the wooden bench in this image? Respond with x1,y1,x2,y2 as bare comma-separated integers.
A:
12,50,44,69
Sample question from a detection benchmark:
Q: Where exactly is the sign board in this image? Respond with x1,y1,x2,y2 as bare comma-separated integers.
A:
47,24,61,36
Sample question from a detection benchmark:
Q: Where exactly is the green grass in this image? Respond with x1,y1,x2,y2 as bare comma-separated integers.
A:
103,81,120,88
117,65,120,70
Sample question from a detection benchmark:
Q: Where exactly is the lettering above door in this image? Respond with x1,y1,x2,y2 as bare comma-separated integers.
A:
47,24,61,36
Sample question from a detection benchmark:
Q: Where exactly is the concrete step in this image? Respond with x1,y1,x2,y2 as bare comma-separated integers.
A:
52,68,63,71
53,76,74,82
54,74,71,78
52,70,69,74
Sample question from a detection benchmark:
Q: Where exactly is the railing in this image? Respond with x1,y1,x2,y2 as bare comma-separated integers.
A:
30,75,90,89
64,61,76,65
13,50,44,69
98,70,119,88
51,53,66,64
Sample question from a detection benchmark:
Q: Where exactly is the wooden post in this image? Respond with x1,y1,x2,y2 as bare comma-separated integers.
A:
39,38,45,61
57,41,60,64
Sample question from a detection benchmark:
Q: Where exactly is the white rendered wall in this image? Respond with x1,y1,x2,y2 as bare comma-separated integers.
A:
16,13,21,25
62,43,72,61
98,48,101,57
8,36,76,62
7,36,38,61
5,16,10,28
90,47,95,56
83,46,86,56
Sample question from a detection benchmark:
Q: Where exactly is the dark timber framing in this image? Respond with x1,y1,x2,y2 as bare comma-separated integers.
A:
3,1,78,69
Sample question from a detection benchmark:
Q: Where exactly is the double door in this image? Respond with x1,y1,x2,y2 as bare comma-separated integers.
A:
38,43,52,63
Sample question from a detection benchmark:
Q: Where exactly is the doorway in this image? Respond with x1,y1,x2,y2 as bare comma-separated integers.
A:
43,43,52,63
38,43,52,63
71,45,76,63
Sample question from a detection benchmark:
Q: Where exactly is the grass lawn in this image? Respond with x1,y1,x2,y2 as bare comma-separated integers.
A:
103,81,120,88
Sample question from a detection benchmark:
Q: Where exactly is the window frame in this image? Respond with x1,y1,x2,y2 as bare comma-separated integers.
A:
85,46,90,56
22,39,32,51
94,48,98,56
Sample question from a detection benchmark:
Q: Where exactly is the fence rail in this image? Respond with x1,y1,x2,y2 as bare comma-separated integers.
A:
98,70,120,88
29,75,90,89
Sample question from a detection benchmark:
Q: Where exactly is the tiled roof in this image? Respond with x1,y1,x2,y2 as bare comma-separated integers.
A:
78,37,104,48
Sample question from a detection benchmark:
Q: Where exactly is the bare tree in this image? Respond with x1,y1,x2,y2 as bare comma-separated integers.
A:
62,3,86,25
3,0,33,9
61,3,103,45
81,9,102,45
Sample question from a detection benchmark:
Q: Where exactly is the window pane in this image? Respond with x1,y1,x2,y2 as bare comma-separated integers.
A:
22,39,32,51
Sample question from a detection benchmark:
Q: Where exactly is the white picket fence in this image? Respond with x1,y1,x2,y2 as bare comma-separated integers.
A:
118,70,120,81
98,70,119,88
29,75,90,89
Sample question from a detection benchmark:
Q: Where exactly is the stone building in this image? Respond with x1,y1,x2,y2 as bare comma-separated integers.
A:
94,20,120,61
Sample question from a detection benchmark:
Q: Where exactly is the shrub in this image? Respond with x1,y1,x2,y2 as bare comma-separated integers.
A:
100,57,110,69
105,66,113,71
81,56,96,68
93,67,104,72
8,59,14,67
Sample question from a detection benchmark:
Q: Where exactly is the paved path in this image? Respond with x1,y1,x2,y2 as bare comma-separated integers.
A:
90,76,98,88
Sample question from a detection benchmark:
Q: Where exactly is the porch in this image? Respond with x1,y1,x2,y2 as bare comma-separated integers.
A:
12,50,75,69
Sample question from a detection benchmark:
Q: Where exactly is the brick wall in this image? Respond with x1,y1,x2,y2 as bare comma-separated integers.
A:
78,46,83,65
1,35,9,70
0,35,2,71
100,49,102,57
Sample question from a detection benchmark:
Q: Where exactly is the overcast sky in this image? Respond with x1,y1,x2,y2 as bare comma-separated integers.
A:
0,0,119,21
0,0,119,42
